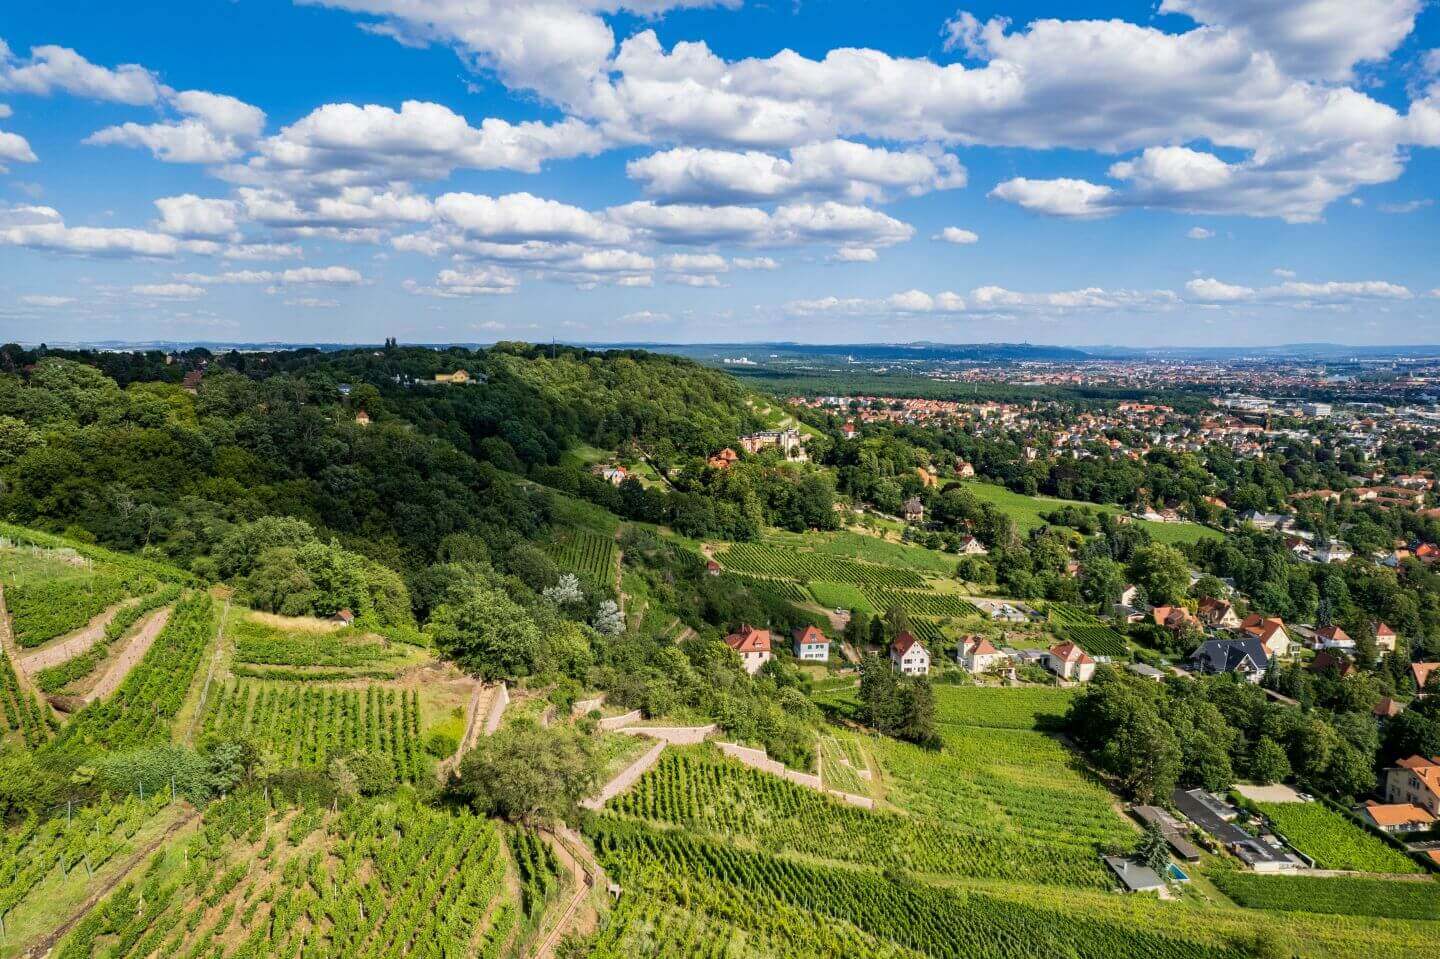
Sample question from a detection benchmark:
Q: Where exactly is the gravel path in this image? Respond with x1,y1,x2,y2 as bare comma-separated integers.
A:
84,607,170,704
17,603,125,675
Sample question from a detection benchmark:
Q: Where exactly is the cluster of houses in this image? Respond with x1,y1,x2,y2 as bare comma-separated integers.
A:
708,429,808,470
722,623,834,674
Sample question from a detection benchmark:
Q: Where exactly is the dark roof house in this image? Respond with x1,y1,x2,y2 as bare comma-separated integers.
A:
1189,638,1269,678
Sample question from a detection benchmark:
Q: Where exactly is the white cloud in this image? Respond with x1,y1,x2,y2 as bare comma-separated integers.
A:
1186,277,1255,301
1272,268,1297,278
732,256,777,270
19,294,73,307
132,282,205,298
1187,227,1215,240
934,226,979,245
1377,198,1432,213
88,90,267,163
223,242,303,261
788,284,1167,317
831,246,877,262
0,42,162,104
668,273,722,287
284,297,340,308
1187,276,1413,303
990,178,1116,218
437,191,626,243
176,266,363,285
769,202,913,247
606,201,770,244
660,252,727,272
0,128,36,167
0,203,183,258
405,265,520,296
1158,0,1421,80
154,195,241,239
626,140,965,204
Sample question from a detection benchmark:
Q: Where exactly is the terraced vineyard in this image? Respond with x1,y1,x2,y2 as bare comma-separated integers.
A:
608,747,1114,887
55,793,515,959
6,575,129,649
729,573,812,604
819,735,868,795
585,817,1249,959
806,580,870,613
864,588,978,618
933,686,1075,730
1256,801,1421,874
545,529,618,591
34,584,183,694
230,614,415,680
1047,604,1128,657
715,543,926,589
905,618,948,647
202,682,427,781
45,592,214,759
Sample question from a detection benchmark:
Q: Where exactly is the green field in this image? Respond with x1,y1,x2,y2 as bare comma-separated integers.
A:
960,482,1220,545
1047,603,1129,657
715,542,927,588
1257,802,1421,874
1210,869,1440,920
544,528,620,592
865,587,979,618
762,529,958,575
933,685,1075,730
807,579,872,613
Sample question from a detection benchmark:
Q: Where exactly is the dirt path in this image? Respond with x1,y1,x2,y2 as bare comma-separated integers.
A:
183,598,231,745
15,602,127,675
18,807,198,959
529,826,603,959
83,607,171,704
437,679,490,782
581,740,665,810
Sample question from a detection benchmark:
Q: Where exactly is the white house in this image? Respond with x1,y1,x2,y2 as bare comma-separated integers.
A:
724,625,773,675
956,635,1007,674
1313,539,1353,564
1046,641,1096,682
956,536,988,556
891,631,930,676
791,625,831,662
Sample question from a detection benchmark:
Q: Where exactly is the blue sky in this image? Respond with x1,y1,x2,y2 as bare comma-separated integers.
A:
1,0,1438,346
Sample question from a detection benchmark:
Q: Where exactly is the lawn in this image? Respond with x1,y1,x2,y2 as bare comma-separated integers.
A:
959,482,1220,545
1257,801,1422,874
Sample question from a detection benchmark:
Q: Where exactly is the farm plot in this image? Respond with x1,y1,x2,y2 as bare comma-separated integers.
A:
933,686,1075,731
545,529,618,591
714,543,926,589
819,735,868,795
45,592,214,759
1209,869,1440,920
585,817,1248,959
201,682,427,781
1256,801,1421,874
34,584,182,694
55,793,515,959
864,588,978,618
230,614,418,681
607,747,1114,888
5,575,130,649
1047,604,1128,657
806,580,870,613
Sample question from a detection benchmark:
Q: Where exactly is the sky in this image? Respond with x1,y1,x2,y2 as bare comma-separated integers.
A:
1,0,1439,347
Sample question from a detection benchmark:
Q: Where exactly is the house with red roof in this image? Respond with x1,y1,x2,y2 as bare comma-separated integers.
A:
1197,598,1240,629
791,625,830,662
1239,614,1292,658
956,635,1007,674
890,631,930,676
1412,662,1440,692
1151,605,1198,633
707,448,739,470
1360,800,1436,833
1046,641,1096,682
1375,622,1398,654
1385,756,1440,817
724,625,772,675
1314,625,1355,652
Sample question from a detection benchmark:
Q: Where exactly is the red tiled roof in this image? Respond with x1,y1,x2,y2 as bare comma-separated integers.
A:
1049,641,1093,664
725,625,771,654
792,625,828,645
892,631,921,656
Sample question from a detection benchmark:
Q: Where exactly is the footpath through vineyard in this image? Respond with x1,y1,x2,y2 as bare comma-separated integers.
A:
81,606,171,704
15,601,126,675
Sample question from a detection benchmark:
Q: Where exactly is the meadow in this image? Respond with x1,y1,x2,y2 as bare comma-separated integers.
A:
959,482,1220,545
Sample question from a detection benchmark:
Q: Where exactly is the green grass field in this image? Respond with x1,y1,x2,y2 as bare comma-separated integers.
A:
933,686,1075,730
960,482,1220,545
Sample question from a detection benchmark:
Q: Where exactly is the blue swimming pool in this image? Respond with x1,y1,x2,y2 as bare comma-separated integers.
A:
1166,863,1190,882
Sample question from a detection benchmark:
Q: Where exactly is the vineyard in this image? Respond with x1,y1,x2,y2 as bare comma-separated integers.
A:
933,686,1075,730
35,584,182,694
729,573,813,605
606,747,1114,888
54,793,516,959
45,592,214,759
819,735,868,795
863,589,978,618
1256,801,1422,874
1046,604,1128,657
545,530,618,592
508,829,565,922
806,580,870,613
1209,870,1440,920
584,816,1250,959
201,681,427,781
6,574,130,649
230,615,416,680
905,618,947,647
1,645,50,747
714,544,926,589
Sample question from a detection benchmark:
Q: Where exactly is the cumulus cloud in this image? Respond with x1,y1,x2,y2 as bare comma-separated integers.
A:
1186,226,1215,239
404,265,520,296
788,284,1171,317
1186,276,1413,303
19,294,74,307
1157,0,1421,80
0,128,36,168
437,191,626,243
153,195,241,239
176,266,363,285
989,178,1116,218
0,41,161,104
831,246,877,262
626,140,965,204
88,90,267,163
0,203,185,258
934,226,979,245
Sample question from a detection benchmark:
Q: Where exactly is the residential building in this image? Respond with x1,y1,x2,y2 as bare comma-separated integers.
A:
791,625,830,662
354,410,371,426
1047,641,1096,682
1374,696,1404,719
1360,801,1436,833
1384,756,1440,817
1375,622,1399,654
891,631,930,676
739,428,806,460
724,625,773,675
1197,597,1240,629
1314,625,1355,651
1239,614,1292,658
1313,539,1353,564
1309,650,1355,677
332,609,355,626
956,635,1007,674
1189,638,1269,682
1151,605,1198,633
707,448,739,470
434,369,471,384
956,535,988,556
1103,857,1169,893
1119,584,1143,608
902,497,925,523
1412,662,1440,691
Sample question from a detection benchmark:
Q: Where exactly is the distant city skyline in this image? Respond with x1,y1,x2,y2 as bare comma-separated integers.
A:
2,1,1439,345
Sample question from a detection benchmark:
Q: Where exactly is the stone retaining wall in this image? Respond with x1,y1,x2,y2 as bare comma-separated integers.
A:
617,724,715,744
